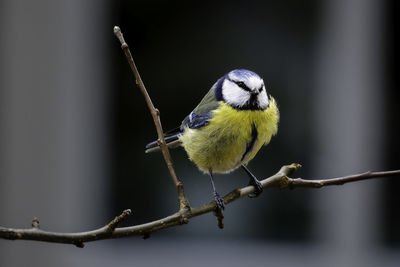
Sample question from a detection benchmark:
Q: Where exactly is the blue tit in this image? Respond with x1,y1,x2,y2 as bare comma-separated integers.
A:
146,69,279,211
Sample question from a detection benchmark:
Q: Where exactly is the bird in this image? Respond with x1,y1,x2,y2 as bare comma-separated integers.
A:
145,69,279,212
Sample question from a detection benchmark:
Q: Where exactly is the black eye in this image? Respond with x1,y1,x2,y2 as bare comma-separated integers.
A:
259,85,264,92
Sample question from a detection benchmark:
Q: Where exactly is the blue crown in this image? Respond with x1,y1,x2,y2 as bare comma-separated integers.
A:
229,69,260,79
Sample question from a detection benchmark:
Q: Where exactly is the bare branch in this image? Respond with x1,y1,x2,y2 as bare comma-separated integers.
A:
1,163,399,247
0,208,134,248
284,170,400,188
113,26,190,211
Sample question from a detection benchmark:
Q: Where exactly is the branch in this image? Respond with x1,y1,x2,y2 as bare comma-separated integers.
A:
284,169,400,188
1,164,399,247
0,209,132,248
113,26,190,211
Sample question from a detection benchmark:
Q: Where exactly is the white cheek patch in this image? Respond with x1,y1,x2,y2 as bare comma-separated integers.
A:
222,80,250,107
257,90,269,109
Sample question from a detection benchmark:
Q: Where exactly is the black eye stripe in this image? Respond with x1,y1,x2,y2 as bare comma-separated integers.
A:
228,78,265,93
229,79,251,92
237,81,251,92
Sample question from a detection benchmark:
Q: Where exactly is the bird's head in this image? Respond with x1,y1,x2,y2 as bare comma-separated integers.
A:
214,69,269,110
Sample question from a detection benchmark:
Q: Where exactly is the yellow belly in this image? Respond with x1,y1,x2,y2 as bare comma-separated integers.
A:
179,98,279,173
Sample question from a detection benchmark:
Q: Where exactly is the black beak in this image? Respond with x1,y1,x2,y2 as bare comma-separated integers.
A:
249,92,258,104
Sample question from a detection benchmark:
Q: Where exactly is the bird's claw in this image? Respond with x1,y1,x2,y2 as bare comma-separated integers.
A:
214,192,225,211
248,178,263,198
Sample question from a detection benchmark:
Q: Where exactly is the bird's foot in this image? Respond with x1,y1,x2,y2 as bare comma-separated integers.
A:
213,192,225,212
248,178,263,198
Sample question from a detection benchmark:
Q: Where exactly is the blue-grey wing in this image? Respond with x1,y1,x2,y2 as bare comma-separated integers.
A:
181,86,221,130
181,111,213,129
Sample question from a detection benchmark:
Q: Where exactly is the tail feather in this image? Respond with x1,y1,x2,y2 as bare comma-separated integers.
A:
164,126,182,136
145,132,182,153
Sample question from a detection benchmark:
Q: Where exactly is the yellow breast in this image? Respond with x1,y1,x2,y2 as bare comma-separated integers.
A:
179,98,279,173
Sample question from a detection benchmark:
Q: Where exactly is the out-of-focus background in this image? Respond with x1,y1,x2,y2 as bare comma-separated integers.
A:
1,0,399,266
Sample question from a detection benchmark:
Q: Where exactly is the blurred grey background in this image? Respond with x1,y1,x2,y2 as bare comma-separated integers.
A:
0,0,399,266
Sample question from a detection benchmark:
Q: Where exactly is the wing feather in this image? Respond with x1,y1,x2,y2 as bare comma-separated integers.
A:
181,88,220,129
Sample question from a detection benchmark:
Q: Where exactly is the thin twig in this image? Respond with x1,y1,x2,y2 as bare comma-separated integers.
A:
106,209,132,231
113,26,190,211
1,163,399,247
285,170,400,188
